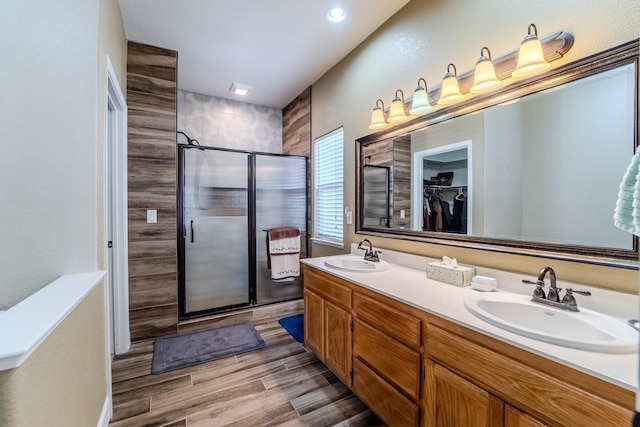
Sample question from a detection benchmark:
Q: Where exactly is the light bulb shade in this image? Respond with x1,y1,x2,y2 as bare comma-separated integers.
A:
512,27,550,78
368,106,387,130
470,57,501,94
438,74,464,105
410,88,432,115
388,99,408,122
387,90,408,123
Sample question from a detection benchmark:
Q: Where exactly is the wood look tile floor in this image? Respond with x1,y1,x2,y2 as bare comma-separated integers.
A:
110,318,385,427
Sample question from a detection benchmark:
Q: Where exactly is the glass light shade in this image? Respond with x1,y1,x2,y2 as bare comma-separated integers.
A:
512,36,550,78
470,58,501,93
368,106,387,130
409,88,432,115
438,74,464,105
388,98,408,123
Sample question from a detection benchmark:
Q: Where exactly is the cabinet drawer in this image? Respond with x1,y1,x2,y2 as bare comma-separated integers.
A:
353,292,421,349
427,326,633,427
304,268,351,310
353,358,419,427
353,319,420,400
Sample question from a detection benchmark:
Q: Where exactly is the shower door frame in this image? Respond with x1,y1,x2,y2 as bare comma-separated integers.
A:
177,144,310,320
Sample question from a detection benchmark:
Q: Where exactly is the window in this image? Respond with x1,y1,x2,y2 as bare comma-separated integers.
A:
314,127,344,246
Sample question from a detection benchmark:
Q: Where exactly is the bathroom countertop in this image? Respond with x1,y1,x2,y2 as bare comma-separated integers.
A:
301,250,638,392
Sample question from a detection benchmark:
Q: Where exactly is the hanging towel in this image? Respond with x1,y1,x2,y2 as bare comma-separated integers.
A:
267,227,300,280
614,151,640,235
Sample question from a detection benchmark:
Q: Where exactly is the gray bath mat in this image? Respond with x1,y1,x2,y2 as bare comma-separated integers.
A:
151,321,266,374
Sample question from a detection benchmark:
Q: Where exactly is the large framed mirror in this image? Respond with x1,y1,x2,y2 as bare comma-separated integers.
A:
356,40,639,267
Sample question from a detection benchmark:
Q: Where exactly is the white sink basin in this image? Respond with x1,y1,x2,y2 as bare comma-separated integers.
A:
324,255,390,273
464,292,638,353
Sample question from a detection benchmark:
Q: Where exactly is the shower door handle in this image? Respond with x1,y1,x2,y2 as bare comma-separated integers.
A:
190,220,194,243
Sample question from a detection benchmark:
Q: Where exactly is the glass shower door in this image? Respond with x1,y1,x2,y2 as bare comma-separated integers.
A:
255,154,307,305
182,148,250,314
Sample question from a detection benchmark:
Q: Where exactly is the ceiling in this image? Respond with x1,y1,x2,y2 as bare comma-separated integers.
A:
118,0,411,109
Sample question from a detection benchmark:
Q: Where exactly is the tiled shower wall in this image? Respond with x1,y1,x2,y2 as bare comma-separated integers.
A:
177,90,283,153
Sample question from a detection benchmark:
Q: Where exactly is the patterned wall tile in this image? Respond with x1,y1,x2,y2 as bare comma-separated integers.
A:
178,90,282,154
202,96,219,145
183,91,203,143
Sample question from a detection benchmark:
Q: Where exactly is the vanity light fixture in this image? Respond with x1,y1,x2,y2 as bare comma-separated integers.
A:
388,89,409,123
368,99,388,130
409,78,433,115
512,24,551,78
437,64,464,105
470,47,502,93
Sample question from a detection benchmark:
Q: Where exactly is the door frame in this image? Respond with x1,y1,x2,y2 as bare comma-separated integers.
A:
411,140,473,233
105,56,130,355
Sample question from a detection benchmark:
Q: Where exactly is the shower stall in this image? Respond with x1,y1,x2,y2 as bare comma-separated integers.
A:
178,145,309,318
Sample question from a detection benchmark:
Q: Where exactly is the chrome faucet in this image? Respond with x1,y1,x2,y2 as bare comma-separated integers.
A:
540,266,560,302
357,238,381,262
522,266,591,312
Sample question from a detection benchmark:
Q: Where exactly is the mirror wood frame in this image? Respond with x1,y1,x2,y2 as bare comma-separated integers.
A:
356,39,639,269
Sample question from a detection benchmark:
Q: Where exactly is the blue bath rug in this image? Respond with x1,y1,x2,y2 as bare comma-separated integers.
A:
278,314,304,343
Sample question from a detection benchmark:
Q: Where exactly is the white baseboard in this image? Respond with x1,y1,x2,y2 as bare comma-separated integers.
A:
98,395,112,427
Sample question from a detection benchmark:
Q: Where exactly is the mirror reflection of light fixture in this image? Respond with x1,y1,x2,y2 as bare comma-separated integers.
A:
388,89,409,123
438,64,464,105
368,99,388,130
409,78,433,115
470,47,502,94
512,23,551,78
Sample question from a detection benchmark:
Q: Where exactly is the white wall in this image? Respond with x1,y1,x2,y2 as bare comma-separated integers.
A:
522,66,633,248
0,0,101,308
483,104,525,239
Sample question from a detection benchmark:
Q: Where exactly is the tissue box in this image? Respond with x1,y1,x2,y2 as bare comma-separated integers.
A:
426,262,475,287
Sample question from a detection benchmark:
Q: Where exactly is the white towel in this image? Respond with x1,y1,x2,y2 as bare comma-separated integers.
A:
268,228,300,280
614,151,640,235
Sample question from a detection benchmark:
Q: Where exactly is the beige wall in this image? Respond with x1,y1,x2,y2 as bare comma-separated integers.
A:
0,283,107,426
311,0,640,292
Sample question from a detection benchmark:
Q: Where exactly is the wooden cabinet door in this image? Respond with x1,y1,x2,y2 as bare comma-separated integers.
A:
424,360,504,427
504,405,549,427
324,300,352,386
304,289,323,357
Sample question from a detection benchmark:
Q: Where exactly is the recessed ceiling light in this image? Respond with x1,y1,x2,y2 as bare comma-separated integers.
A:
229,82,252,96
327,7,346,23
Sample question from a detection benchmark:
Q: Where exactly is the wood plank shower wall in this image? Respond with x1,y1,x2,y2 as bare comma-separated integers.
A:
282,87,311,157
127,41,178,341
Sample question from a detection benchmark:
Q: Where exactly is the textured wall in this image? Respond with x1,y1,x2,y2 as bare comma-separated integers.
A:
0,0,100,309
283,87,312,157
127,42,178,341
0,283,107,426
311,0,640,291
178,90,282,153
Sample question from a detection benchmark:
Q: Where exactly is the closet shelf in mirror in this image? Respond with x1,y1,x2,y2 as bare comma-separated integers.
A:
424,185,467,190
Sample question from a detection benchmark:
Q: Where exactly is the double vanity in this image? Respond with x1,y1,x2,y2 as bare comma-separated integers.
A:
301,247,637,427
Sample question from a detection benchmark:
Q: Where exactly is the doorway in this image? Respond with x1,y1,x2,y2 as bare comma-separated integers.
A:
412,140,473,233
106,57,130,355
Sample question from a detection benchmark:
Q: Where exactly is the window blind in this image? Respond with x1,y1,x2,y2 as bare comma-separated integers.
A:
314,127,344,244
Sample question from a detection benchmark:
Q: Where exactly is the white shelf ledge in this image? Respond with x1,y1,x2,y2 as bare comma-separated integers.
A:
0,271,106,371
